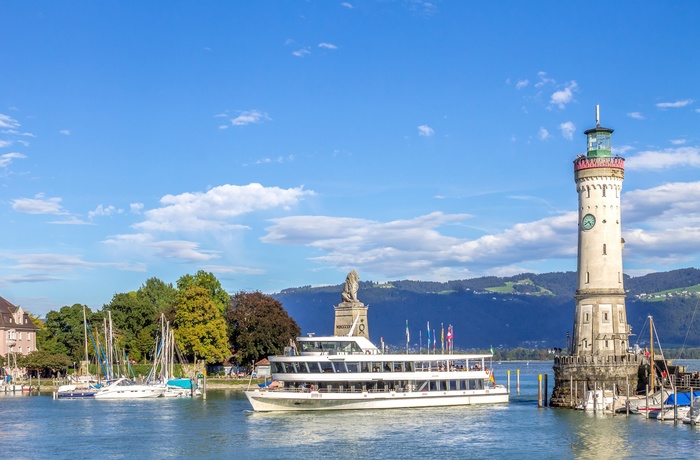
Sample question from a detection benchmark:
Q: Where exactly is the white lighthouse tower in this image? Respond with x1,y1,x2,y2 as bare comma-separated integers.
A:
550,106,642,408
572,105,630,356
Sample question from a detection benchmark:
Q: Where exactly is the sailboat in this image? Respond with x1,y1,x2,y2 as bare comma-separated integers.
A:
56,307,101,399
147,315,198,398
93,312,166,399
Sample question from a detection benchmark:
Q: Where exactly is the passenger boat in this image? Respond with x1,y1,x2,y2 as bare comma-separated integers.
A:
244,334,509,412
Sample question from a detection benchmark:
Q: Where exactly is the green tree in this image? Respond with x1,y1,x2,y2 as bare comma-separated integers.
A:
177,270,229,314
139,277,178,322
103,277,177,362
226,291,301,366
42,304,94,361
173,285,229,364
18,349,73,374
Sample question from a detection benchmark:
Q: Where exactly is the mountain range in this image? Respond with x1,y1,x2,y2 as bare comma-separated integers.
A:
272,268,700,350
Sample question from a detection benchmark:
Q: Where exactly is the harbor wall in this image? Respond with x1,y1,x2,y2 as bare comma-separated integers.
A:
550,354,644,408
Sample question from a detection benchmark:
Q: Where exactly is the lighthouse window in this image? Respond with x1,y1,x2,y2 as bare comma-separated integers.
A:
585,272,590,284
605,340,609,348
603,244,607,255
586,186,590,198
602,185,607,197
604,312,609,321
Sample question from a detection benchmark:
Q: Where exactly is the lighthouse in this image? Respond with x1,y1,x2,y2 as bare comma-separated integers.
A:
572,105,630,356
550,106,642,408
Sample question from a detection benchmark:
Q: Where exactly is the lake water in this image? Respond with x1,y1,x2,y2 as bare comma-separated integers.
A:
2,361,699,459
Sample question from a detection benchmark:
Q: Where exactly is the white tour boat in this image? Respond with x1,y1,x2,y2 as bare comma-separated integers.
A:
244,334,509,412
94,378,166,399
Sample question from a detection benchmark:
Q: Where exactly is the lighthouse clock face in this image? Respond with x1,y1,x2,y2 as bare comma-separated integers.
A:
582,213,596,231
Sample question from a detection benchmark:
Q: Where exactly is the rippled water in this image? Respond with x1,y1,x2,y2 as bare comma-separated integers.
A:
2,361,699,459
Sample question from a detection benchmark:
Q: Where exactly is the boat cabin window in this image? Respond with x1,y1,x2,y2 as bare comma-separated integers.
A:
346,362,359,373
320,362,334,373
300,340,363,355
333,362,348,373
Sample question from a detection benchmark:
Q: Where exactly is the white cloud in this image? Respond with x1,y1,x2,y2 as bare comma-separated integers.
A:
48,216,92,225
549,81,578,109
292,48,311,57
515,79,529,89
535,71,555,88
559,121,576,140
670,139,687,145
538,127,551,140
0,152,26,168
318,43,338,50
628,112,645,120
103,233,220,263
624,181,700,225
0,114,20,129
340,1,353,8
150,240,221,262
0,253,141,284
613,145,635,156
11,193,65,215
0,140,12,148
230,110,271,126
59,129,70,135
261,211,577,281
130,203,144,214
133,183,315,233
656,99,694,109
418,125,434,137
625,146,700,170
88,204,123,219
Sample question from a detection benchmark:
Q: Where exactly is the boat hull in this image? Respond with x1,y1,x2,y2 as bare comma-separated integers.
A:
94,379,166,399
56,390,98,399
245,387,509,412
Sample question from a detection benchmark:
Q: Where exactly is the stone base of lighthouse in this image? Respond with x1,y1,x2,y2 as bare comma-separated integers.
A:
550,354,644,408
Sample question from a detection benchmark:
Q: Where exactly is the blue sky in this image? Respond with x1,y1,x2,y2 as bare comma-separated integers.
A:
2,1,700,317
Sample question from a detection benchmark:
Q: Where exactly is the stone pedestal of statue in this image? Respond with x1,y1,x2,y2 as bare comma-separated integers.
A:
334,301,369,340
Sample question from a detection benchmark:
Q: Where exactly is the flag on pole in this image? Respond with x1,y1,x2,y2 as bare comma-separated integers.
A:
433,329,436,351
406,320,410,342
490,345,494,354
427,322,431,353
419,330,422,354
441,323,445,352
447,325,453,352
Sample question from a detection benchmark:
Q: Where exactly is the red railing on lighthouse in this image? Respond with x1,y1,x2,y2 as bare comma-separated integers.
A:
573,156,625,172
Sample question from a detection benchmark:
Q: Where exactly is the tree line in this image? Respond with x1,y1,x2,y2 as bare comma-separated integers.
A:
20,271,300,375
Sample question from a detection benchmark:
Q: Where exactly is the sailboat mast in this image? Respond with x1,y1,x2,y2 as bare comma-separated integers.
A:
83,306,89,376
649,315,655,394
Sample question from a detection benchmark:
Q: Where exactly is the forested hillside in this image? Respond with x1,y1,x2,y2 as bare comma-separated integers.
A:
273,268,700,350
